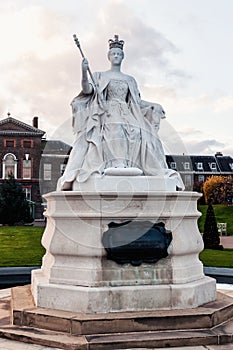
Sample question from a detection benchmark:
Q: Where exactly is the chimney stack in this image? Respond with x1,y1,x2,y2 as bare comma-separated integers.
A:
215,152,223,157
33,116,38,128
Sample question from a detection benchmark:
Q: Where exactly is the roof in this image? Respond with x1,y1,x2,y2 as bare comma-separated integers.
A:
41,139,71,154
215,155,233,173
191,155,218,172
0,116,45,136
166,154,233,173
166,155,193,172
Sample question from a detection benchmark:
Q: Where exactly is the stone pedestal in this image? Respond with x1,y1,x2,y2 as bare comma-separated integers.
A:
32,176,216,313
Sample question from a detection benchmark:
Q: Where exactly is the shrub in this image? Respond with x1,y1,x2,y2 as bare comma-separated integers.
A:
203,204,223,250
0,175,33,225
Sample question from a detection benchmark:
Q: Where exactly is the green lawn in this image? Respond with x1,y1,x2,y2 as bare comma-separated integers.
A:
0,219,233,268
199,249,233,268
198,204,233,234
0,226,45,267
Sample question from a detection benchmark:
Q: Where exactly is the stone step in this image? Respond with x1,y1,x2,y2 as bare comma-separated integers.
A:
12,286,233,335
7,285,233,349
85,319,233,349
0,317,233,350
0,325,87,350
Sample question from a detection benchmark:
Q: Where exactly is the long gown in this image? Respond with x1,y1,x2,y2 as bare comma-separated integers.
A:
59,71,183,189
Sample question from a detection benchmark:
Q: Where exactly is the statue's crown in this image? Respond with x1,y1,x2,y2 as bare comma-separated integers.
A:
108,35,124,50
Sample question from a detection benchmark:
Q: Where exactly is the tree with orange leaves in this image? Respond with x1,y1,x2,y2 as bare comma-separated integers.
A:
203,176,233,204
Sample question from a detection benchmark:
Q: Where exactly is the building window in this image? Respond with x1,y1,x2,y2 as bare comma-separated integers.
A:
198,175,205,182
44,163,52,180
4,139,16,148
197,162,203,170
170,162,176,169
210,163,217,170
184,175,192,187
22,158,32,179
184,162,190,170
2,153,17,179
60,163,66,175
229,163,233,170
23,187,31,201
22,140,33,148
24,141,31,148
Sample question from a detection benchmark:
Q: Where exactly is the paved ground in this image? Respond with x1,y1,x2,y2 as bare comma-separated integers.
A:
0,338,61,349
0,337,232,349
220,235,233,248
0,340,232,350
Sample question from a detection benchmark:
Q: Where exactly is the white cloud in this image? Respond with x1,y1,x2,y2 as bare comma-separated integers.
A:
0,6,70,62
184,139,225,155
213,95,233,113
0,4,76,131
170,126,228,156
0,0,232,158
0,1,187,139
77,1,187,85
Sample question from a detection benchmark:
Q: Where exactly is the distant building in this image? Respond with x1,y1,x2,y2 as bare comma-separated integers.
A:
0,115,45,218
166,153,233,191
40,139,71,195
0,115,70,219
1,114,233,219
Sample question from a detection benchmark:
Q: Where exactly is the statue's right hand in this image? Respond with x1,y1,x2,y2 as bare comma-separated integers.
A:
82,58,89,72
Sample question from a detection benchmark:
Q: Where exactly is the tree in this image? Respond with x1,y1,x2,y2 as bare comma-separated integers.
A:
203,176,228,204
203,175,233,205
203,204,223,250
0,175,33,225
224,176,233,204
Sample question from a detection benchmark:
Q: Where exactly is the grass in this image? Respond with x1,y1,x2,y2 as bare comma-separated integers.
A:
198,204,233,234
0,226,45,267
199,249,233,268
198,204,233,267
0,213,233,268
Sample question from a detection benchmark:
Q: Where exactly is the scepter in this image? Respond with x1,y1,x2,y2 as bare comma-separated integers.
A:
73,34,108,113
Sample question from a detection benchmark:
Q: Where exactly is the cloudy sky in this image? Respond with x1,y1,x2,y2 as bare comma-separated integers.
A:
0,0,232,156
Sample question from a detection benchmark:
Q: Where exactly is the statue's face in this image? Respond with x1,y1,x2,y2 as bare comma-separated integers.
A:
108,48,124,65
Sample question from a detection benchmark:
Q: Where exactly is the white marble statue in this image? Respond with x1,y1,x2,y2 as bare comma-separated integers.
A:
60,35,184,190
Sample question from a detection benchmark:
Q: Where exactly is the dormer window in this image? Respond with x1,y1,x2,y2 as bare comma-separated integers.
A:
210,163,217,170
229,163,233,170
170,162,176,169
184,162,190,170
197,162,203,170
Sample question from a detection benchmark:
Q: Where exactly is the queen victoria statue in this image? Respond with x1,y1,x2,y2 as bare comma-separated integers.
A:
33,36,216,317
59,35,184,190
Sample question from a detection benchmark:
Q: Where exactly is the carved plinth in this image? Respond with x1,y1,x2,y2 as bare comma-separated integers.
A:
32,177,216,313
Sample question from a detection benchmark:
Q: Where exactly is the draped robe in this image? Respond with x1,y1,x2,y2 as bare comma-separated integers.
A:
60,71,184,189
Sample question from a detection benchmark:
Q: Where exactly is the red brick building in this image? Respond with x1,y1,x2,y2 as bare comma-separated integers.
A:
0,115,71,219
0,115,46,218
